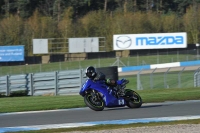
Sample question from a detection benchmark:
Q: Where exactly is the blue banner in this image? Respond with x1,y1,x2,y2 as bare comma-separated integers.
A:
0,46,24,62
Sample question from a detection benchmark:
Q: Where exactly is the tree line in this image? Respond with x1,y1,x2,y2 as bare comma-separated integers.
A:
0,0,200,55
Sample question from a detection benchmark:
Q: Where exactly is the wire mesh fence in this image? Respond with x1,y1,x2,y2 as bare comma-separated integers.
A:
0,49,200,76
136,67,198,90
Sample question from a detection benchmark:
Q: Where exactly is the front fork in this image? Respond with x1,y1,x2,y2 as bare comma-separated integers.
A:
90,89,101,101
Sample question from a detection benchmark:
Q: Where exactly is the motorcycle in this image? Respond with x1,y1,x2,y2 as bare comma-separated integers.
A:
79,78,142,111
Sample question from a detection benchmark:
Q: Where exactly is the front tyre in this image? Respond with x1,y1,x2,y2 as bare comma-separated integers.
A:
84,94,105,111
124,89,142,108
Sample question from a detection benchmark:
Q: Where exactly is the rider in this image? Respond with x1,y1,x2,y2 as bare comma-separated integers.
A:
84,66,129,96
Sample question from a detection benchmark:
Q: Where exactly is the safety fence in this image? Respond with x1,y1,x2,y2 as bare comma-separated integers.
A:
1,64,200,96
137,67,200,90
1,49,200,76
0,69,86,96
0,66,118,96
194,68,200,87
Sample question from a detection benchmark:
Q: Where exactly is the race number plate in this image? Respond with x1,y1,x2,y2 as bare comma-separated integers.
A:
118,99,124,105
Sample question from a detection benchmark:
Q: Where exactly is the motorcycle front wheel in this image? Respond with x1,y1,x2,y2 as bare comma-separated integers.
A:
124,89,142,108
84,93,105,111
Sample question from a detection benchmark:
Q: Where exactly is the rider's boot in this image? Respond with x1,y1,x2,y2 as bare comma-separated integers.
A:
116,79,129,97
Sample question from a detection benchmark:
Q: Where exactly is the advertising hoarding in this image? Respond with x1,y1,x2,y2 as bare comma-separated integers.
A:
0,45,24,62
69,38,99,53
33,39,48,54
113,32,187,50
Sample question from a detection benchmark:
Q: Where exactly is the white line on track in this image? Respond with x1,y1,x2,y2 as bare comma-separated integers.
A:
0,115,200,133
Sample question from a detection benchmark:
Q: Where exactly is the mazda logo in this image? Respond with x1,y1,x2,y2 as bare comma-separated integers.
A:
116,36,132,49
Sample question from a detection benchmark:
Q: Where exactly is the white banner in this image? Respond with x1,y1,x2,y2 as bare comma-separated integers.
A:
113,32,187,50
69,38,99,53
33,39,48,54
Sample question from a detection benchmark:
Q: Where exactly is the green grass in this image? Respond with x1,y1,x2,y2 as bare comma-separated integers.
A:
1,87,200,113
0,54,197,76
0,95,84,113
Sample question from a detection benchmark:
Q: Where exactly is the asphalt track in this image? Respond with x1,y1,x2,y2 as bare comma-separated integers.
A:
0,100,200,128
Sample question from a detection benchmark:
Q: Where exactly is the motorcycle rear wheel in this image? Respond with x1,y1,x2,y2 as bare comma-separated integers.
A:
84,94,105,111
124,89,142,108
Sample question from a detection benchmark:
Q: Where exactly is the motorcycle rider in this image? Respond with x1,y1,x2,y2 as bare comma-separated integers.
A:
84,66,129,96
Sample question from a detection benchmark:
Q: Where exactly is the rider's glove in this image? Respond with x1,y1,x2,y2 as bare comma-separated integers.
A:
117,79,129,85
121,79,129,86
106,79,116,86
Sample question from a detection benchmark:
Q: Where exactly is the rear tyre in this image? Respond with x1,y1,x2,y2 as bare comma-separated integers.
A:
84,93,104,111
124,89,142,108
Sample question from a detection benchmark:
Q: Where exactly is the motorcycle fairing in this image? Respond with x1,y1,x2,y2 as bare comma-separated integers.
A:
80,79,127,107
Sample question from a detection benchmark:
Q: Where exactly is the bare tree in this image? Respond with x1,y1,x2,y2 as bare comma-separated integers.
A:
133,0,137,12
53,0,62,22
124,0,128,13
104,0,108,12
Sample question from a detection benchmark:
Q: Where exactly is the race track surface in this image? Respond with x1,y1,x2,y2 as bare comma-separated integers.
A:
0,100,200,127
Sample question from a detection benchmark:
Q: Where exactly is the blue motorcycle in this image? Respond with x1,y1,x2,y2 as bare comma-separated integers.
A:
79,78,142,111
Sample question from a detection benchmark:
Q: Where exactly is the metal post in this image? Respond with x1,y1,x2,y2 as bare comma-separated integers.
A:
194,67,200,87
178,67,185,88
30,65,32,73
59,61,62,70
111,57,126,67
9,66,12,75
98,58,100,67
150,68,157,89
127,56,130,66
195,70,200,87
137,69,143,90
79,69,83,91
196,43,199,60
6,75,9,96
197,71,200,87
40,63,42,72
0,67,1,76
55,71,58,96
194,72,198,87
164,68,171,88
30,73,34,96
157,50,159,64
79,60,81,69
117,57,119,66
177,49,179,62
194,67,200,74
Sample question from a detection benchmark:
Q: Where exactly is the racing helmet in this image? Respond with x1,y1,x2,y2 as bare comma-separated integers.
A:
85,66,96,79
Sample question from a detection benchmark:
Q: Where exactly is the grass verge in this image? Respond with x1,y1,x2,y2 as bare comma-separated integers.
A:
1,87,200,113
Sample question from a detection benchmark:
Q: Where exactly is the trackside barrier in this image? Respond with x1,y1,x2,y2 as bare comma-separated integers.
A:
0,69,84,96
0,66,118,96
2,61,200,96
0,74,29,96
194,68,200,87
